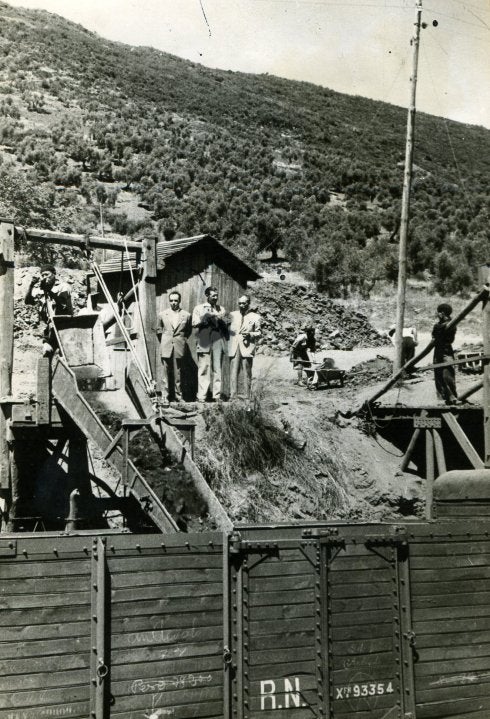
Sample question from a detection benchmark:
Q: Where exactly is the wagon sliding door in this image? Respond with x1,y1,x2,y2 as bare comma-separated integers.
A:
106,532,225,719
230,537,321,719
321,531,416,719
0,535,93,719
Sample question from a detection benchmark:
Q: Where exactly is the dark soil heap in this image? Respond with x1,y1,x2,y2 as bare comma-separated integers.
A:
251,281,390,354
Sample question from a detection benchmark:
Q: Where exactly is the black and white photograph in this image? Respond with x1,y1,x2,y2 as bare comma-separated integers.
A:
0,0,489,717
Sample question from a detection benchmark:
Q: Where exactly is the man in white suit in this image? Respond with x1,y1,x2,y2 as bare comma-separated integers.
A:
228,295,261,400
192,286,228,402
158,291,191,402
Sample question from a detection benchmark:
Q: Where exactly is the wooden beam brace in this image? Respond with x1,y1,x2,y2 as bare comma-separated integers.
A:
459,381,483,402
425,429,435,520
0,219,14,495
17,227,141,252
102,428,123,460
442,411,484,469
433,428,446,475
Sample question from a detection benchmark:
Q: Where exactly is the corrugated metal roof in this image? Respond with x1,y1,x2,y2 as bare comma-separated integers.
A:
97,234,260,280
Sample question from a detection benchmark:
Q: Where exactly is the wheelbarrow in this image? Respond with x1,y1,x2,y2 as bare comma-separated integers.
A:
303,358,346,390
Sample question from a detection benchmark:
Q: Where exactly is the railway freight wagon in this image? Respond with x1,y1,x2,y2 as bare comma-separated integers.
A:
1,472,490,719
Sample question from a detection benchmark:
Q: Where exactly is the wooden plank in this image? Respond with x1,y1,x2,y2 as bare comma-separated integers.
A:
112,625,221,650
111,611,223,635
0,558,91,579
417,671,490,694
249,575,315,592
250,559,317,577
112,640,222,666
111,676,223,707
0,683,89,709
109,701,223,719
0,591,90,610
249,631,315,652
332,609,394,627
417,642,490,662
333,651,394,671
250,603,316,622
415,616,490,635
406,541,490,557
415,655,490,677
412,591,490,610
0,576,90,594
111,595,220,617
0,220,14,491
111,654,222,682
331,623,393,642
0,636,90,660
413,603,490,622
329,581,392,599
416,695,490,719
0,603,90,626
249,589,314,607
35,356,51,424
20,226,141,252
332,637,393,655
1,620,90,642
112,582,222,603
0,653,89,676
416,629,490,649
249,646,316,666
107,553,223,573
110,569,222,588
411,579,490,596
249,663,316,682
0,702,88,719
331,596,392,613
412,566,490,582
442,411,485,468
0,667,89,692
411,552,490,569
249,617,314,636
325,567,395,585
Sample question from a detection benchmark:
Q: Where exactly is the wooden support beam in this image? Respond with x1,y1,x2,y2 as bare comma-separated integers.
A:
484,289,490,466
442,411,484,469
432,428,446,476
35,357,51,425
138,235,159,382
17,227,141,252
459,380,483,402
0,219,14,501
425,429,435,520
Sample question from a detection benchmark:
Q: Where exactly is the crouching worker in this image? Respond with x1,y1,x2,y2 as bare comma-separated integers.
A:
25,264,73,357
290,324,316,385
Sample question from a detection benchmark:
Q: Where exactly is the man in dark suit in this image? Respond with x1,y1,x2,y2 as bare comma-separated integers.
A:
158,291,191,402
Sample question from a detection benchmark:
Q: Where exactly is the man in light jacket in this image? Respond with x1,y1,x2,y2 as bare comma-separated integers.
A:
192,286,228,402
228,295,261,400
158,291,191,402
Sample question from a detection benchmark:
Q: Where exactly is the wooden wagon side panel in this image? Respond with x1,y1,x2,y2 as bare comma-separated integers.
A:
0,536,92,719
231,539,320,719
410,527,490,719
106,532,225,719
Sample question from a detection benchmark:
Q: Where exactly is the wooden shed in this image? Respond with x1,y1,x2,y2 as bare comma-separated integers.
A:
95,234,261,397
97,234,260,315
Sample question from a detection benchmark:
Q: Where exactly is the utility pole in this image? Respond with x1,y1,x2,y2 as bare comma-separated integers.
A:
393,0,423,374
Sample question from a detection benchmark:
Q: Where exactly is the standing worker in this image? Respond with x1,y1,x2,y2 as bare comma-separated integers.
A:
228,295,262,400
290,324,316,385
192,286,228,403
432,303,458,404
157,291,191,403
388,324,418,367
25,264,73,356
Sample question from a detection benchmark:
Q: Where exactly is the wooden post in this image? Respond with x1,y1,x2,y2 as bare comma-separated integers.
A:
483,278,490,466
393,0,422,374
425,429,434,519
0,219,14,515
138,235,158,384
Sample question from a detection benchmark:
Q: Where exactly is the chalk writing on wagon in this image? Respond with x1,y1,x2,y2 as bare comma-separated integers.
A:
260,678,308,710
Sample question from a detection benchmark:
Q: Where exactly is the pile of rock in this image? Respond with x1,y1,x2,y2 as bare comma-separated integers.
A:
251,282,390,355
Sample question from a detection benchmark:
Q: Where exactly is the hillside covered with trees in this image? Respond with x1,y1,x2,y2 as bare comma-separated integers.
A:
0,1,488,295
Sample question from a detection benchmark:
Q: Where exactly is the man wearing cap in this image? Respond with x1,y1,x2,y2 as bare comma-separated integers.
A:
228,295,262,400
25,264,73,356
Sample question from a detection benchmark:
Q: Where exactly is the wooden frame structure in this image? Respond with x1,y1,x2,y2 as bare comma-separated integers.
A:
0,219,231,532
